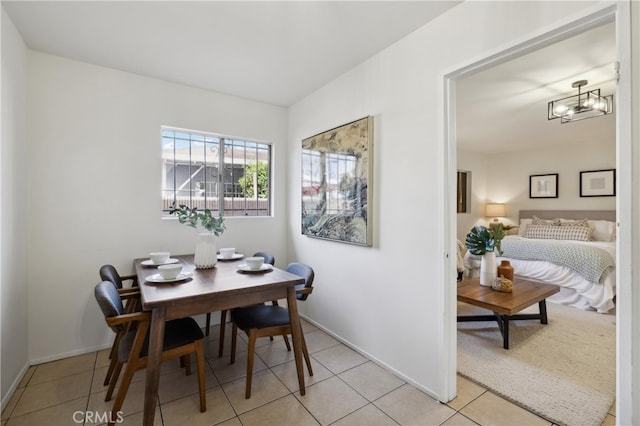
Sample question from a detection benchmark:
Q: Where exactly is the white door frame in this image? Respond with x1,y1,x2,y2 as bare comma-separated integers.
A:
441,2,636,423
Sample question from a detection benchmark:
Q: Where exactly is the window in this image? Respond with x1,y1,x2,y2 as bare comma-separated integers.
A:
161,127,271,217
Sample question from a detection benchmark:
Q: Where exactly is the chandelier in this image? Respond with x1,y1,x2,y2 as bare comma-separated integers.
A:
547,80,613,123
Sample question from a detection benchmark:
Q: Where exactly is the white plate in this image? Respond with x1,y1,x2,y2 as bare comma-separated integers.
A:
217,253,244,260
236,263,273,273
145,272,193,283
141,258,180,266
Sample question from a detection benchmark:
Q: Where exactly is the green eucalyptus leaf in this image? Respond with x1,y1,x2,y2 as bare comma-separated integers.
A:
168,203,226,236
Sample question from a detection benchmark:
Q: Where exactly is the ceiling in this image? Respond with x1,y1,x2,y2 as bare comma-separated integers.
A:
3,0,460,107
456,21,617,153
3,2,616,153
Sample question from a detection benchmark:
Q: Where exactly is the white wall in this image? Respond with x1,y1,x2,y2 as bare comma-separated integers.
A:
287,0,603,399
488,138,616,218
457,137,616,240
1,8,29,406
25,52,289,363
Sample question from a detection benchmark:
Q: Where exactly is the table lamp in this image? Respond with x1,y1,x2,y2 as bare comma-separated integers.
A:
486,203,506,225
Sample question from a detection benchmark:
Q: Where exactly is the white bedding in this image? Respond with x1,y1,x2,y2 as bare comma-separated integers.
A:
464,236,616,313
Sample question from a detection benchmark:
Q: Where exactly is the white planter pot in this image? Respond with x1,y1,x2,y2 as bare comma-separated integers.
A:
194,232,217,269
479,251,497,286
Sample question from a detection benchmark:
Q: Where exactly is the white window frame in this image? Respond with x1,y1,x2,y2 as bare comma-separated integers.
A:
161,126,272,217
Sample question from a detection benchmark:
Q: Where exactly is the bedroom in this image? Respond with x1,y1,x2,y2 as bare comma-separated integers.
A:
455,21,616,245
454,18,617,424
455,19,616,300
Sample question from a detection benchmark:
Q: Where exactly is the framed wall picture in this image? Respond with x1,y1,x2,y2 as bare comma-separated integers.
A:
529,173,558,198
580,169,616,197
301,116,373,246
457,170,470,213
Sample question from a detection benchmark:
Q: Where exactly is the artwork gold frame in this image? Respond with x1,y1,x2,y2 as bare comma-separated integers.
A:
301,116,373,246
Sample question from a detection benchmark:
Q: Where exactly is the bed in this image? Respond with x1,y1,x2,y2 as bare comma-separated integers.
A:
463,210,616,313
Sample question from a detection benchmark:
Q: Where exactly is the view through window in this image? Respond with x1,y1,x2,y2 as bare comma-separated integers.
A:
162,127,271,217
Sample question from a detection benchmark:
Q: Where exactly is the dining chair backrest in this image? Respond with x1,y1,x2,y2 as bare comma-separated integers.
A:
286,262,315,301
99,265,126,289
252,252,275,266
95,280,126,333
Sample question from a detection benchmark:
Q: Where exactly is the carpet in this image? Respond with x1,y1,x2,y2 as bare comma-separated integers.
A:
457,301,616,426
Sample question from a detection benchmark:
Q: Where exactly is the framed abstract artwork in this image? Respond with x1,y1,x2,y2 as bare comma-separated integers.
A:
301,116,373,246
529,173,558,198
580,169,616,197
457,170,470,213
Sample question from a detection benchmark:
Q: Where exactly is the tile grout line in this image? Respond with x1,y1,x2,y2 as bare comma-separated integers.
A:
83,351,99,426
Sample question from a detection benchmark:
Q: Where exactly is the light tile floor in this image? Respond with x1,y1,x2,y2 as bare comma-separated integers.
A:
2,320,616,426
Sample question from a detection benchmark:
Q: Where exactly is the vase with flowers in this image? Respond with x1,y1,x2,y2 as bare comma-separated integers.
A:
465,224,506,286
169,203,226,269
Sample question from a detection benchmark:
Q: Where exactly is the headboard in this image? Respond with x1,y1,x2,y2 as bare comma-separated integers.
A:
519,210,616,222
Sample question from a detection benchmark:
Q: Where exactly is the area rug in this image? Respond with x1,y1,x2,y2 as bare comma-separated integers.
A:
457,301,616,426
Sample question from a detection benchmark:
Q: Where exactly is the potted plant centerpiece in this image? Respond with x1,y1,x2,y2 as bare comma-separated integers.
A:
465,224,506,286
170,203,226,269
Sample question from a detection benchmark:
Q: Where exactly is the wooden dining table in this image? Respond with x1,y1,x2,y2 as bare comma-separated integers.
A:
134,254,307,426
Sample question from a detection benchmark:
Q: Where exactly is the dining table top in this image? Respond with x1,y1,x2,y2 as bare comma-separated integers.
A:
134,254,306,310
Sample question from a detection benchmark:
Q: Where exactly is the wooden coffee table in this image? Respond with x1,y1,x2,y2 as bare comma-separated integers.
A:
457,276,560,349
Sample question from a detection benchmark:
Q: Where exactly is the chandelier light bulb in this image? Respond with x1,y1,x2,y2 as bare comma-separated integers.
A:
554,104,568,114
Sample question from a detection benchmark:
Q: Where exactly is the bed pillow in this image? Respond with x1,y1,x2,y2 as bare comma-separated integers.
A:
523,224,593,241
518,218,533,236
559,218,589,227
588,220,616,242
532,216,561,226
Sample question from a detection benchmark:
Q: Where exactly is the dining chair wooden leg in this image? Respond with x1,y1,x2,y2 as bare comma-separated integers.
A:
109,322,148,425
109,358,138,426
103,331,124,385
104,350,118,386
218,310,228,357
194,340,207,412
245,329,257,399
107,334,118,361
230,322,238,364
182,354,192,376
205,312,212,336
282,335,291,351
105,360,122,401
300,328,313,376
269,301,278,342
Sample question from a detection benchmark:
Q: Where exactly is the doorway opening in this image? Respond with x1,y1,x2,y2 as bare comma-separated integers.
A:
442,3,632,422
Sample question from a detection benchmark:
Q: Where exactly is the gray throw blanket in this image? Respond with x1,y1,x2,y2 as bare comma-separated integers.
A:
501,238,615,283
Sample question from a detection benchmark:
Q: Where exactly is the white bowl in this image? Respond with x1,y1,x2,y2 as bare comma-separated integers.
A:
245,256,264,270
150,252,170,264
219,248,236,259
157,264,182,280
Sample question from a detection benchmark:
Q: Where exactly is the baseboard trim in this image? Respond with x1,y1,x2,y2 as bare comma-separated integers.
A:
299,313,440,401
1,361,30,413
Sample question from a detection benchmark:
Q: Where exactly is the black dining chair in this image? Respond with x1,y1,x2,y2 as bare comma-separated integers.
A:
229,262,315,398
94,281,206,423
212,252,277,357
99,264,138,290
98,265,140,386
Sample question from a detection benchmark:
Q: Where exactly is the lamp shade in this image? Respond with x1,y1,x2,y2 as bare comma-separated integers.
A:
485,203,506,218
